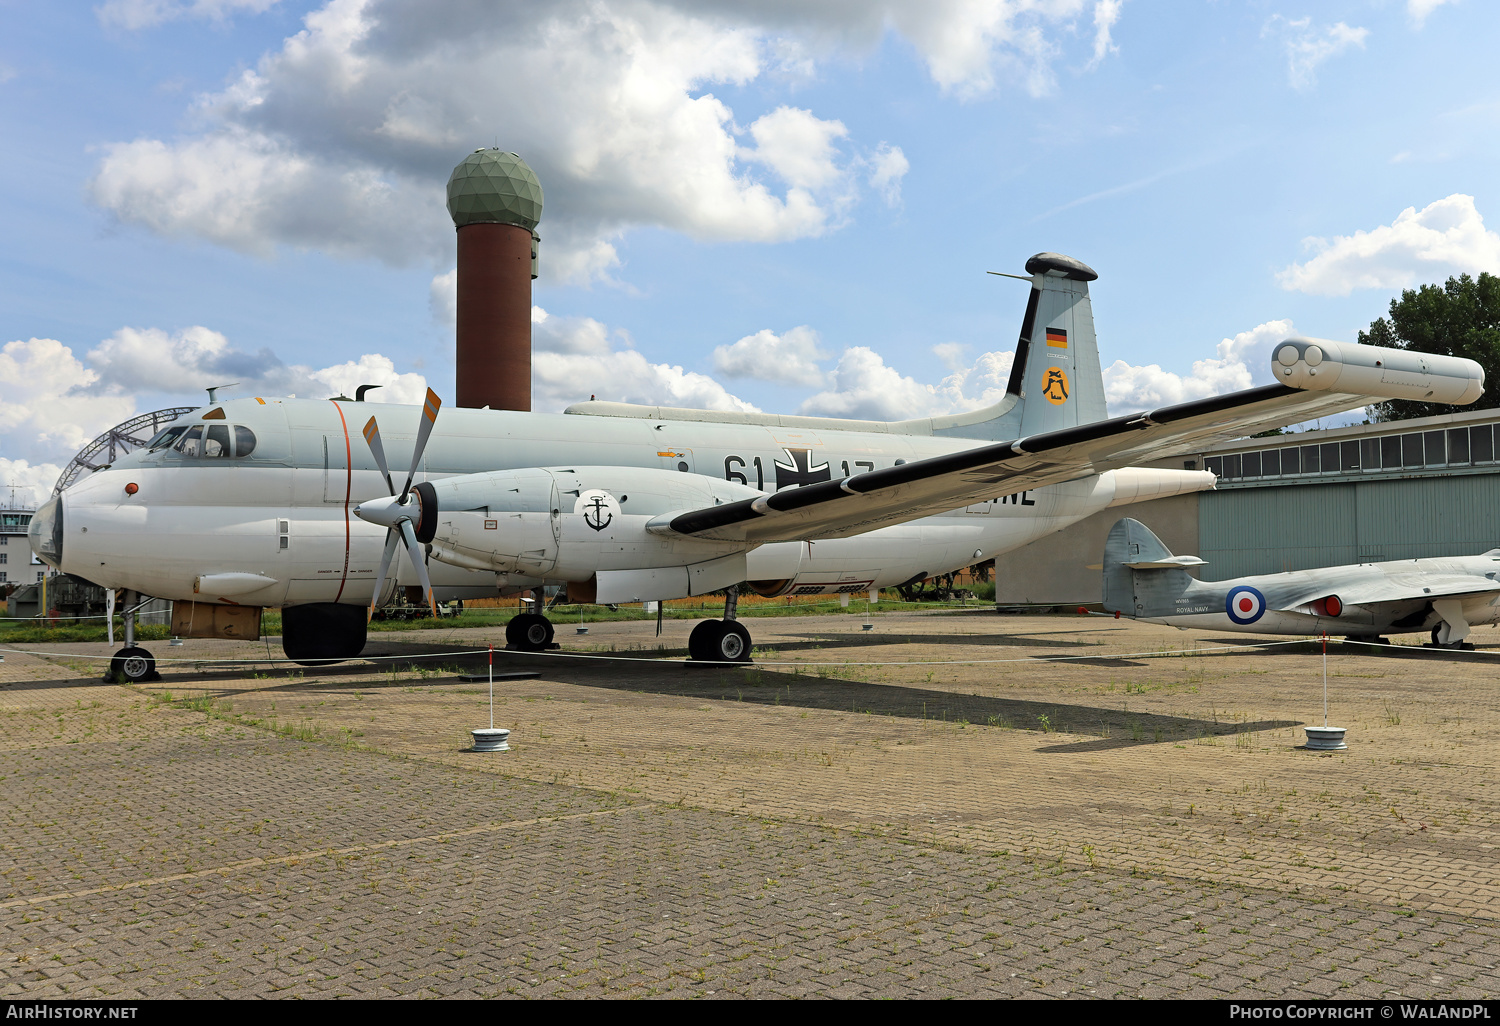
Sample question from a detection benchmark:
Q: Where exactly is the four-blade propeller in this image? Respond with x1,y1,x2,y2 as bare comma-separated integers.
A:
353,388,442,620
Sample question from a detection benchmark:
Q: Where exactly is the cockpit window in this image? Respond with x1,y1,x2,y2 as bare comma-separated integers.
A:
203,424,231,458
146,426,187,452
171,423,257,459
175,425,204,456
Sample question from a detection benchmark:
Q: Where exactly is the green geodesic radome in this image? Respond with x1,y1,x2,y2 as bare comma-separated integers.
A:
446,149,544,230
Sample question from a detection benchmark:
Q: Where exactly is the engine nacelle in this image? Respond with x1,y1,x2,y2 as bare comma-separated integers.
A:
421,466,763,601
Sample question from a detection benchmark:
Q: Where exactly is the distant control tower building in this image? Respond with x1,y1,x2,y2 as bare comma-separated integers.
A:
446,149,544,411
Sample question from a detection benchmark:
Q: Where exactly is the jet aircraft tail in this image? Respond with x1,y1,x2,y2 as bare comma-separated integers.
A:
1101,518,1211,619
931,252,1109,442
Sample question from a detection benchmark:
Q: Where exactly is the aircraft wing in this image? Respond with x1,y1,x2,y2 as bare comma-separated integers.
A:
1313,573,1500,610
659,340,1483,544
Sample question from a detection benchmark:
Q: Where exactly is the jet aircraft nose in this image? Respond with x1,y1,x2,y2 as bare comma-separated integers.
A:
29,494,64,570
353,494,413,530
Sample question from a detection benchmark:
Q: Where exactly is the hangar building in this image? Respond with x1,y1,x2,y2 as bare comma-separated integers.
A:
992,406,1500,605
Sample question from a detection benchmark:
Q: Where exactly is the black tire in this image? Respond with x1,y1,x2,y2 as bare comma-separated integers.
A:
282,603,368,665
688,619,752,663
688,619,720,662
508,613,554,651
108,646,158,684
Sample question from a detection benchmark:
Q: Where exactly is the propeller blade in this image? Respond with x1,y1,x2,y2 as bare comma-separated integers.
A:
361,416,396,496
398,516,437,618
398,388,442,503
367,528,402,621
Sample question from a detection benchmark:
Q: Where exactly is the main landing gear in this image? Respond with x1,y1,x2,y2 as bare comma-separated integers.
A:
104,590,162,683
505,589,557,652
688,585,753,664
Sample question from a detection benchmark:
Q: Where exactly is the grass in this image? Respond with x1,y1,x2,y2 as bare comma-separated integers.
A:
0,621,170,643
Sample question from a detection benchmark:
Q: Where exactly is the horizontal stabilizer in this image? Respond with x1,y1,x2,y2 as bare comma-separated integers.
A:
1123,555,1208,570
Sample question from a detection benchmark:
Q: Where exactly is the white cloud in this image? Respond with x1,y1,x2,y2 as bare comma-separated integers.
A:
1266,16,1368,89
0,339,137,468
1088,0,1123,68
1102,319,1293,414
798,345,1014,420
1276,194,1500,296
0,458,66,510
89,0,1119,279
867,143,910,206
97,0,283,30
429,269,457,325
712,326,828,386
531,307,756,412
1408,0,1457,27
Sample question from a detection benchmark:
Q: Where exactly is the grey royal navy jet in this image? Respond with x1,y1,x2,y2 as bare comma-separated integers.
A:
1102,517,1500,648
29,253,1485,679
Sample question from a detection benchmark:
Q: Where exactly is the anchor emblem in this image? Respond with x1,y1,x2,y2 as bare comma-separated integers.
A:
583,494,614,532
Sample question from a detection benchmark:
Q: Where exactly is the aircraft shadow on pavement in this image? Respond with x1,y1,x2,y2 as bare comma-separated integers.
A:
756,630,1116,654
544,663,1298,753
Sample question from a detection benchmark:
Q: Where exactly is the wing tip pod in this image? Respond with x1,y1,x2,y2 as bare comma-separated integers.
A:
1271,337,1485,405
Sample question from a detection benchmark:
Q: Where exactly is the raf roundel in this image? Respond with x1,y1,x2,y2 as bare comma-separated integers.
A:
1225,585,1266,625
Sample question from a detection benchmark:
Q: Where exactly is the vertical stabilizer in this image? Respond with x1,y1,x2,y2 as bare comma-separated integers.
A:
1014,253,1107,437
1102,518,1204,618
933,251,1108,442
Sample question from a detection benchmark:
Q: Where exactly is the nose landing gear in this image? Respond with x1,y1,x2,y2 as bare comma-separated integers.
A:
103,590,162,683
107,647,160,684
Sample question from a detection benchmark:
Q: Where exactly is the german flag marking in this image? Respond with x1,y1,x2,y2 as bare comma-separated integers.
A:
1045,327,1068,349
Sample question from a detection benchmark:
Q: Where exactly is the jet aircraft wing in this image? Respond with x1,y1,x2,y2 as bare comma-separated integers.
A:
660,374,1475,545
1305,572,1500,610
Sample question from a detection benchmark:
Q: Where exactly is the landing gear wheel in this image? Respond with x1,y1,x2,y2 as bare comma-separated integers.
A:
507,613,554,652
688,619,752,663
107,646,158,684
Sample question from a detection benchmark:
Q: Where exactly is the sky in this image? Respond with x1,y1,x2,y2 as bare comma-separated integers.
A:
4,0,1499,504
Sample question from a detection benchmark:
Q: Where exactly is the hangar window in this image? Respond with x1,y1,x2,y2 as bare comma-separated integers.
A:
1473,425,1495,463
1223,453,1241,479
1204,456,1223,478
233,425,257,458
1300,445,1320,474
1401,433,1423,469
1280,447,1300,475
1319,443,1339,474
1360,438,1380,472
1241,451,1261,478
1340,441,1360,472
1379,435,1400,469
1261,449,1280,476
1423,431,1446,466
1448,428,1470,465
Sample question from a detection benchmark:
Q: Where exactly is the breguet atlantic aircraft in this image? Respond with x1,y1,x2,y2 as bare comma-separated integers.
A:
1103,517,1500,648
30,253,1484,679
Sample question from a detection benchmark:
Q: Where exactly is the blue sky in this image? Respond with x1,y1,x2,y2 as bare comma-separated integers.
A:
3,0,1498,501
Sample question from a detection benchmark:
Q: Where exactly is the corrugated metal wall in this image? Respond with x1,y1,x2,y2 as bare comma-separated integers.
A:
1199,474,1500,580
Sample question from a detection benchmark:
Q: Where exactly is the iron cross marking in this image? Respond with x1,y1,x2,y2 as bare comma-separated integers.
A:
583,495,613,532
773,448,831,490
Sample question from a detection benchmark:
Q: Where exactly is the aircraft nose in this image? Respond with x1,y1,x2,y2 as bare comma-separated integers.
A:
28,494,64,570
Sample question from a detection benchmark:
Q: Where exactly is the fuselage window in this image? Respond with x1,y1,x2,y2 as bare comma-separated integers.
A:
233,425,257,458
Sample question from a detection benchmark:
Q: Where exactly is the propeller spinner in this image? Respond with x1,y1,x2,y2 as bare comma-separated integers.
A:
353,388,443,619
